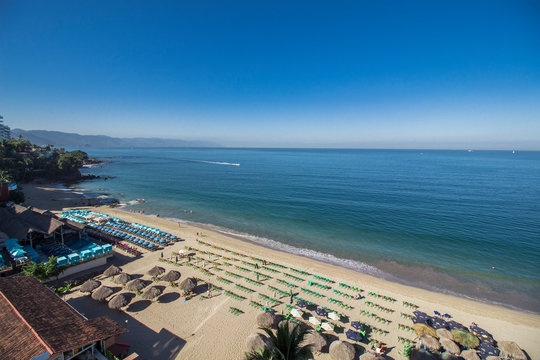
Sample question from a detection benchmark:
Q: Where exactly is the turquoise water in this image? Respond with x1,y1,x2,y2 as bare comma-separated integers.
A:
76,148,540,312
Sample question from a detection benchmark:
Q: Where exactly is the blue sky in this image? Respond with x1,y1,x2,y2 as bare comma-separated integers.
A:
1,1,539,149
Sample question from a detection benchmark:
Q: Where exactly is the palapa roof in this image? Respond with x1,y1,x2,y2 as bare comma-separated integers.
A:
303,330,327,353
108,293,131,310
103,265,122,277
256,311,277,329
329,340,355,360
160,270,181,282
179,277,197,291
141,286,162,300
125,278,147,292
114,273,132,285
91,286,114,301
80,279,101,293
147,266,165,277
0,276,126,360
0,205,65,239
497,341,526,360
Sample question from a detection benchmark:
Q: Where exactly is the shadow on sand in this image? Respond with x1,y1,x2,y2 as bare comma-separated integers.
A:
68,296,185,359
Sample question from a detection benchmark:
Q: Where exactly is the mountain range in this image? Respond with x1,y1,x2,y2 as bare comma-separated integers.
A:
11,129,219,148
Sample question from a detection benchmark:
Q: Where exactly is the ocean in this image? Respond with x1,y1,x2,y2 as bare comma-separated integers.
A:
74,148,540,312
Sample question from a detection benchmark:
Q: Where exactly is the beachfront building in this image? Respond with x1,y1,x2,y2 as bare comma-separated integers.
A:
0,116,10,140
0,276,128,360
0,204,113,277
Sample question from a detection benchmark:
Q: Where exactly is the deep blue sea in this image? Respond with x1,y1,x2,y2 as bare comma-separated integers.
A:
74,148,540,312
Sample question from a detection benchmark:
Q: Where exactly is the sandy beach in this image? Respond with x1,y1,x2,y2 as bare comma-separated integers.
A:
24,183,540,359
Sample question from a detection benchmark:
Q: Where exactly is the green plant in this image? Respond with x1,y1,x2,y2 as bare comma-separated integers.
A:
22,256,66,282
55,282,73,295
245,322,311,360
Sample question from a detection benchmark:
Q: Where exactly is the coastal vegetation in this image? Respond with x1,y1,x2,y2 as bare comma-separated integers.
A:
245,323,311,360
22,256,66,282
0,137,90,182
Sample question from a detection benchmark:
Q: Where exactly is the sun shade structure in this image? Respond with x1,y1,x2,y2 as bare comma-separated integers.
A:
147,266,165,277
435,328,453,340
256,311,277,329
91,286,114,301
103,265,122,278
440,338,460,355
452,329,480,349
321,322,335,332
291,308,303,318
329,340,355,360
413,323,437,337
345,329,363,342
304,330,327,353
108,293,131,310
497,341,527,360
125,278,147,292
328,312,340,321
416,335,441,351
309,316,321,326
114,273,131,285
160,270,181,282
179,277,197,291
245,333,269,354
141,286,162,300
460,349,481,360
80,279,100,293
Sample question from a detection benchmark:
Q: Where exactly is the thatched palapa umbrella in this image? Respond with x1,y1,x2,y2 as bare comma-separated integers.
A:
179,277,197,292
147,266,165,278
440,338,460,355
359,352,384,360
103,265,122,278
80,279,100,293
114,273,132,285
108,293,131,310
126,278,147,292
497,341,526,360
329,340,355,360
245,333,269,354
452,329,479,349
303,330,327,353
91,286,113,301
160,270,181,283
460,349,480,360
413,323,437,337
256,311,277,329
141,286,162,300
416,335,441,351
436,328,453,340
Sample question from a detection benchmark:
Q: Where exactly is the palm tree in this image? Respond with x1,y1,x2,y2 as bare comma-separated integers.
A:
245,322,312,360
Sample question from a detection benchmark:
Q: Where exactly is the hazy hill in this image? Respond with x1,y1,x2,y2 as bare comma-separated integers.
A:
11,129,219,148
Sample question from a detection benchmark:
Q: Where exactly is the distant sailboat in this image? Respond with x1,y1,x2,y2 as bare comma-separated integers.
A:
512,150,516,154
467,149,473,153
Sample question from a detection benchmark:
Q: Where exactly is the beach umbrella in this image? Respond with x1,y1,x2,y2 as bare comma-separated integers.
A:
497,341,526,360
316,307,328,317
452,329,480,349
351,321,366,331
416,335,441,351
125,278,147,292
460,349,480,360
329,340,355,360
103,265,122,278
291,308,303,318
309,316,321,326
114,273,131,285
436,328,454,340
296,300,307,308
91,286,113,301
160,270,181,282
440,338,460,355
256,311,277,329
179,277,197,292
321,322,335,332
345,329,362,342
80,279,100,293
141,286,162,300
328,312,340,321
245,333,269,354
304,330,327,353
413,323,437,337
147,266,165,278
359,353,384,360
108,293,131,310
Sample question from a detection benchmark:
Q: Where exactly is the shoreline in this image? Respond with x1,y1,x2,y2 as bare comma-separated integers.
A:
73,205,540,359
22,181,540,314
19,182,540,358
